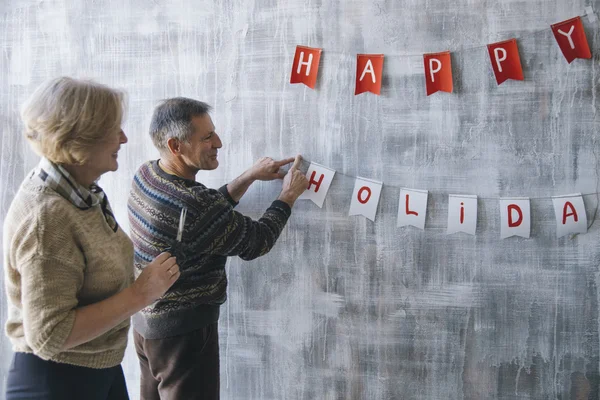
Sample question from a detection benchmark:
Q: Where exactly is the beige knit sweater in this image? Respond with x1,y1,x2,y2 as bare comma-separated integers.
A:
3,172,134,369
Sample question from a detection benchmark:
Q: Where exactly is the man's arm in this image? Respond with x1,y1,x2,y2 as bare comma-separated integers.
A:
225,157,295,203
190,156,308,260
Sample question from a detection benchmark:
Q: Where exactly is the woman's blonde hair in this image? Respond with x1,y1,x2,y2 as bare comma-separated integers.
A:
21,77,126,165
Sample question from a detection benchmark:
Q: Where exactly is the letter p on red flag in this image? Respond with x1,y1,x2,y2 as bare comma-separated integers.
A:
551,17,591,63
290,45,322,89
355,54,384,95
487,39,524,85
423,51,453,95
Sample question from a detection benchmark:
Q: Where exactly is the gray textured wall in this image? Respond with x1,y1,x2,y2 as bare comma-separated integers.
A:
1,0,600,399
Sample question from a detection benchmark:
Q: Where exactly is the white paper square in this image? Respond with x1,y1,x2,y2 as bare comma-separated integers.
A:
298,162,336,208
397,188,428,229
552,193,587,238
348,177,383,222
499,197,530,239
447,195,477,235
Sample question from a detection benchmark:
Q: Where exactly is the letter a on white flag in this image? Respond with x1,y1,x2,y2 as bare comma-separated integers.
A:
552,193,587,238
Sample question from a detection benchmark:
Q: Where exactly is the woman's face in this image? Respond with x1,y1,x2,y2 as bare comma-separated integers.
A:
85,128,128,178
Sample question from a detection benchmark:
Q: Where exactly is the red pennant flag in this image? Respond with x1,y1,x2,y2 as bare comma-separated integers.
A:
423,51,453,95
551,17,591,63
355,54,384,95
487,39,524,85
290,45,322,89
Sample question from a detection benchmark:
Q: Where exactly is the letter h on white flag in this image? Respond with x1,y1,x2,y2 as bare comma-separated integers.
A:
298,162,336,208
348,177,383,221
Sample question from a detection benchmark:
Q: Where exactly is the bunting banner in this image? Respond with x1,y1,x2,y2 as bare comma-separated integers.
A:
348,177,383,221
355,54,384,95
500,198,531,239
290,45,322,89
289,158,596,237
447,195,478,235
551,17,592,63
423,51,453,95
298,162,336,208
487,39,524,85
397,189,428,229
552,194,588,238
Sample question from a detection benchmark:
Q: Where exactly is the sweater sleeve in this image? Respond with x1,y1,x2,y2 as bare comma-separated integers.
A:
189,187,292,261
11,205,84,360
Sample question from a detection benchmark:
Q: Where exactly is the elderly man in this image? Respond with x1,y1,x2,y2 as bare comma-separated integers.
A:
127,97,308,400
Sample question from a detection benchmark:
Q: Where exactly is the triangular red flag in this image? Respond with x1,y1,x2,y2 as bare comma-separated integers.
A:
487,39,524,85
290,45,322,89
423,51,453,95
551,17,591,63
355,54,384,95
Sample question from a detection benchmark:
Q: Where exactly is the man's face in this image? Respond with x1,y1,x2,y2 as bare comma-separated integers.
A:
180,114,222,171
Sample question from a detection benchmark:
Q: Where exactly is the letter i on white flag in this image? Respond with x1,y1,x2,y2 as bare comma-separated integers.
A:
499,197,530,239
397,188,428,229
447,195,478,235
552,193,587,238
348,177,383,221
298,162,336,208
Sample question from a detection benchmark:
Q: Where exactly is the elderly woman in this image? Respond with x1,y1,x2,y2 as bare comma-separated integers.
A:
3,77,180,400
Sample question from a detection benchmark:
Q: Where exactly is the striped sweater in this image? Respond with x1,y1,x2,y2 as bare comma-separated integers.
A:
127,160,291,339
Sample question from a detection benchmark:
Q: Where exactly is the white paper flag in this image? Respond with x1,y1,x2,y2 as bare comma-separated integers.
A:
348,177,383,221
499,197,530,239
552,193,587,238
298,162,336,208
397,188,428,229
447,195,478,235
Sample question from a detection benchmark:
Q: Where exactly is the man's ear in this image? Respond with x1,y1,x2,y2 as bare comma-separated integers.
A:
166,137,182,155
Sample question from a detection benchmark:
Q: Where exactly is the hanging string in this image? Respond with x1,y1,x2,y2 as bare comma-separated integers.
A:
298,157,600,203
308,13,589,58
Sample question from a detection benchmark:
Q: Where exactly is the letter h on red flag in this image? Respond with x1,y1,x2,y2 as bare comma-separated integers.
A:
423,51,453,95
355,54,384,95
290,45,322,89
551,17,591,63
487,39,524,85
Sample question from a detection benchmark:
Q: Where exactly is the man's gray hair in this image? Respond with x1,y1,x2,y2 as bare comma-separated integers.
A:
149,97,212,152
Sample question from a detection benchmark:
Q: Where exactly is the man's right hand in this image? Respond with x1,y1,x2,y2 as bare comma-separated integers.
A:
278,155,309,207
130,252,180,307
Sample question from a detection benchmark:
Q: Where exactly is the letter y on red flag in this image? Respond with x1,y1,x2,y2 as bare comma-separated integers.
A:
551,17,591,63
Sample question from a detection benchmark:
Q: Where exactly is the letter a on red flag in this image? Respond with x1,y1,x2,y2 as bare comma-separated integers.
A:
290,45,322,89
551,17,591,63
423,51,453,96
487,39,524,85
355,54,384,95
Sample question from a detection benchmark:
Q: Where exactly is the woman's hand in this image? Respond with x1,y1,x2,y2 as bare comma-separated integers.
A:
130,252,180,306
